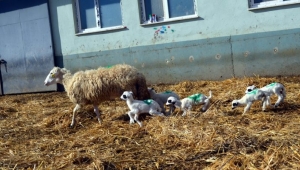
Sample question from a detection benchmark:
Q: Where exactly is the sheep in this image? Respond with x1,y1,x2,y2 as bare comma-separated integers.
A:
166,91,212,116
148,87,180,116
232,89,267,115
120,91,164,127
245,82,286,108
44,64,150,128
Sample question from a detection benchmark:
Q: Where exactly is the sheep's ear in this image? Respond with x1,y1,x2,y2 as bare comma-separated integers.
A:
129,91,133,95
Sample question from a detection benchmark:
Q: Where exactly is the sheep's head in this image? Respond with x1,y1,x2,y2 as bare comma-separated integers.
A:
166,96,177,106
231,100,240,109
44,67,67,86
120,91,134,101
245,85,257,94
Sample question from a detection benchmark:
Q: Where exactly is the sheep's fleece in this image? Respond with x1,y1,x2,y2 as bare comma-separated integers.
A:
44,64,150,127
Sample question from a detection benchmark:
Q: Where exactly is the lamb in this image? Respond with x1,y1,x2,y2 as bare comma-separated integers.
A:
245,82,286,108
232,89,267,115
166,91,212,116
120,91,164,127
148,87,180,116
44,64,150,128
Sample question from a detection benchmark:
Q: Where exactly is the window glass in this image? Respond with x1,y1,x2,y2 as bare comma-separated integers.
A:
144,0,164,21
99,0,122,28
168,0,195,18
78,0,96,29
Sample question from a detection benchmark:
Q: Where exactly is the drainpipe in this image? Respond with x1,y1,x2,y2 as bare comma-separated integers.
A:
0,59,7,95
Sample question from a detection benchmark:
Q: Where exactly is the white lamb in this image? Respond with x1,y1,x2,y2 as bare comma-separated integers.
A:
148,87,180,116
166,91,212,116
120,91,164,127
232,89,267,115
44,64,150,128
245,82,286,108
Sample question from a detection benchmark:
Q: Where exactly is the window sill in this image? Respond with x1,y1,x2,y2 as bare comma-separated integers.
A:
140,15,200,26
75,26,127,36
249,1,300,10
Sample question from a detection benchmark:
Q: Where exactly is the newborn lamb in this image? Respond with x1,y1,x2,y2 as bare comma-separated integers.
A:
120,91,164,127
166,91,212,116
232,89,267,115
245,82,286,108
148,87,180,116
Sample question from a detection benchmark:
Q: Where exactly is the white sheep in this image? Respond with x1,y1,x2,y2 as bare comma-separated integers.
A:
245,82,286,108
166,91,212,116
148,87,180,116
120,91,164,127
232,89,267,115
44,64,150,128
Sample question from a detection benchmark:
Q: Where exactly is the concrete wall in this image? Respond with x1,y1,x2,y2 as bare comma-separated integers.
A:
48,0,300,84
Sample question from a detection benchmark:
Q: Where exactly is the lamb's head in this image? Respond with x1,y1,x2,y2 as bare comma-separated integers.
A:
120,91,134,101
166,96,177,106
231,100,240,109
245,85,257,94
44,67,68,86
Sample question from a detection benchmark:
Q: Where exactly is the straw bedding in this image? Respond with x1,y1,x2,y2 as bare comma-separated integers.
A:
0,75,300,169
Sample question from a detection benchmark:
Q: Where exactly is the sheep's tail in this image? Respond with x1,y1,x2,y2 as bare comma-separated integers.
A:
136,73,150,100
207,90,212,99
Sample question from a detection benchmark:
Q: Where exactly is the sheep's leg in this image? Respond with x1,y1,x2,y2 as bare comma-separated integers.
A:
71,104,81,128
93,105,102,124
182,107,191,116
149,109,164,117
262,99,267,111
128,111,136,124
243,102,252,115
134,113,143,127
274,95,284,108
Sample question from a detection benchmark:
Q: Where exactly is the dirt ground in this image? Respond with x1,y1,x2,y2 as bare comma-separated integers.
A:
0,75,300,169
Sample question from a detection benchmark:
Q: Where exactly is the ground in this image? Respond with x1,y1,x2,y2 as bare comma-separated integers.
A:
0,76,300,169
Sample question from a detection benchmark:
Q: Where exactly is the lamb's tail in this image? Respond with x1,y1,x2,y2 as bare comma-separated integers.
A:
207,90,212,99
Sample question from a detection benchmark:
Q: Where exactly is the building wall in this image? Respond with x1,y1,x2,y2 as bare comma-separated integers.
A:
48,0,300,84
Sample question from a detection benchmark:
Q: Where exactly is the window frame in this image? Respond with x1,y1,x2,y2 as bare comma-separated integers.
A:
74,0,126,35
249,0,300,10
139,0,199,25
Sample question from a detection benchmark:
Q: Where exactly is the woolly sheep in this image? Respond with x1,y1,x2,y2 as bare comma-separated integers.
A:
148,87,180,116
120,91,164,127
44,64,150,128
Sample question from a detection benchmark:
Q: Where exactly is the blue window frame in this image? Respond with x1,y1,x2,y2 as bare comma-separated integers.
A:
140,0,197,24
75,0,123,34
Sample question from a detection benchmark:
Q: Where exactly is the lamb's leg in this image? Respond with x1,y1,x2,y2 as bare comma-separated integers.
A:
149,109,164,117
71,104,81,128
243,102,252,115
128,111,135,124
93,105,102,124
134,113,143,127
262,99,267,111
274,95,284,108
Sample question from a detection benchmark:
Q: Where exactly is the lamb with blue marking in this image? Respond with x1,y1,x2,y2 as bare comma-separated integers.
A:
120,91,164,127
232,89,267,115
148,87,180,116
245,82,286,108
166,91,212,116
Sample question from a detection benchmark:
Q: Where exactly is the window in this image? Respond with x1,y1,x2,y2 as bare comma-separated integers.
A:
74,0,124,34
140,0,198,24
249,0,300,9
